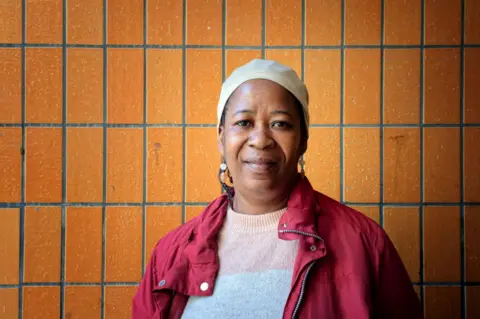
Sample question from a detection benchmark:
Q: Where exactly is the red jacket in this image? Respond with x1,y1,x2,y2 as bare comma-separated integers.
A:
133,177,423,318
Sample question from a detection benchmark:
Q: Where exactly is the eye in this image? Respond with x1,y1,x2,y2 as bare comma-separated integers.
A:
235,120,252,127
272,121,292,129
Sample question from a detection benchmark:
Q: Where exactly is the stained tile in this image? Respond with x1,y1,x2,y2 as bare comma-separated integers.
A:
384,49,420,124
66,128,103,202
186,0,222,45
305,0,341,45
465,48,480,123
147,0,182,45
0,128,21,202
265,49,302,77
226,0,261,45
107,128,143,203
106,207,142,282
226,50,262,77
466,206,480,282
67,0,103,44
0,209,19,284
24,207,61,282
186,206,206,222
64,286,102,319
65,207,102,282
305,49,341,124
344,49,381,124
425,0,461,45
147,49,182,124
350,206,379,224
107,0,143,44
424,287,461,319
424,128,460,202
186,128,221,202
186,49,222,124
424,206,460,282
465,128,480,202
105,286,138,318
0,0,21,43
0,288,18,318
466,0,480,44
344,128,380,202
467,287,480,319
26,48,62,123
67,48,103,123
0,49,21,123
304,128,340,201
107,49,143,124
384,0,421,44
266,0,301,46
26,0,62,43
23,287,60,319
25,128,62,203
383,128,421,203
345,0,381,45
147,128,183,202
145,206,182,265
384,207,420,282
424,49,461,124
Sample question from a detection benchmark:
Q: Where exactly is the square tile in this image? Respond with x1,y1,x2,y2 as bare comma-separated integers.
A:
107,49,144,124
465,48,480,123
384,49,420,124
186,128,221,202
226,50,262,77
0,0,21,43
0,49,21,123
424,206,460,282
0,288,18,318
147,49,182,124
186,0,222,45
66,128,103,202
186,49,222,124
147,128,183,202
105,286,138,318
25,128,62,203
26,48,62,123
0,209,19,284
466,0,480,44
304,128,340,201
147,0,183,45
67,0,103,44
344,128,380,202
383,128,421,203
305,49,341,124
64,286,102,318
384,0,421,45
465,206,480,282
107,0,143,44
0,128,21,202
305,0,341,45
425,0,461,45
26,0,62,43
345,0,381,45
265,49,302,76
226,0,261,45
344,49,381,124
383,207,420,282
67,48,103,123
465,128,480,202
24,207,61,282
424,49,461,124
23,287,60,319
467,287,480,319
107,128,143,203
350,206,379,224
424,128,460,202
424,287,461,319
186,205,206,222
266,0,301,46
106,207,142,282
65,207,102,282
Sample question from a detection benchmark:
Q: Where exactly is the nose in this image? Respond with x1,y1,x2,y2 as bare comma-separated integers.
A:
247,123,275,149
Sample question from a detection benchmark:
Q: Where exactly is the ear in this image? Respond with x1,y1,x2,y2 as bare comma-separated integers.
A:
299,138,308,157
218,126,225,158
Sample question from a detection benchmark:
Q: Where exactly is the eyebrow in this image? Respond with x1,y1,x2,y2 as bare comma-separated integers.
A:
270,110,293,117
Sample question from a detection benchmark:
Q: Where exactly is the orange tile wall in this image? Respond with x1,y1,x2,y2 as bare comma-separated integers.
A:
0,0,479,318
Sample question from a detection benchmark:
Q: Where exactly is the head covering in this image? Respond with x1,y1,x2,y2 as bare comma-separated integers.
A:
216,59,309,137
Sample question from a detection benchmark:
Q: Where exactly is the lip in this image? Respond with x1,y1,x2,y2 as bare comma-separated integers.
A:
244,158,278,174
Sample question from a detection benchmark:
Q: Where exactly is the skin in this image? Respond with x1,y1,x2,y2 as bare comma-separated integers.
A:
218,79,307,215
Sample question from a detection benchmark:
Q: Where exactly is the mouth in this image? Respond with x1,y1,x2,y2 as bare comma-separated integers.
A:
244,158,278,174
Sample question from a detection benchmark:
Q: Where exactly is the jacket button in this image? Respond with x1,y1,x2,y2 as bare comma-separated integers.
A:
159,280,166,287
200,282,209,291
309,245,317,252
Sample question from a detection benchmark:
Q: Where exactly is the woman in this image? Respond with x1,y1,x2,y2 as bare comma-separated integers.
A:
133,59,422,318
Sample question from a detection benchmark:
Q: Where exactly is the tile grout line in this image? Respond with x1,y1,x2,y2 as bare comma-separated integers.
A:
141,0,148,276
460,0,466,317
379,0,385,227
261,0,265,58
181,0,187,225
339,0,345,204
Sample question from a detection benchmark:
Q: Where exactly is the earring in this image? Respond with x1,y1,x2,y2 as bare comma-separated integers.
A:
219,161,233,185
299,157,305,177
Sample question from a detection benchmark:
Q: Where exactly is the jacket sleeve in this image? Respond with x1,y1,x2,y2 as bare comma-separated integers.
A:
373,227,424,319
132,251,160,319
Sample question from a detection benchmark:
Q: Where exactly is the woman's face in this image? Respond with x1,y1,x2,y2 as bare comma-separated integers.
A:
218,79,306,198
